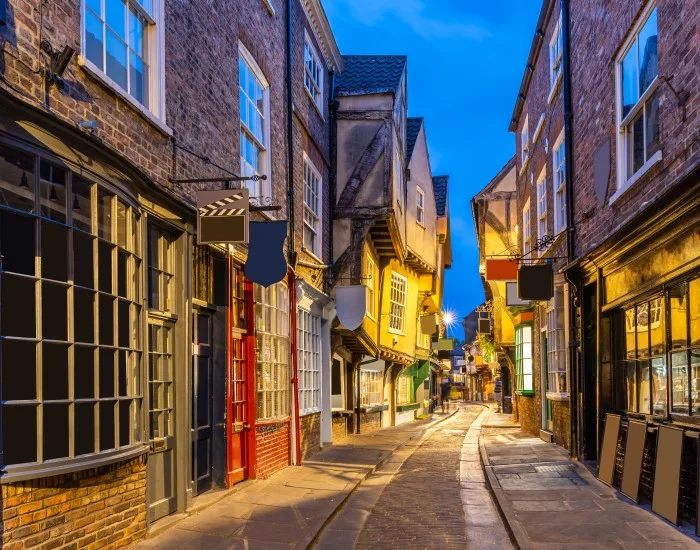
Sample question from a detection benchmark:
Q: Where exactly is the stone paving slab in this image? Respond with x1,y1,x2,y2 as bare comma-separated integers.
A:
479,405,700,549
131,410,457,550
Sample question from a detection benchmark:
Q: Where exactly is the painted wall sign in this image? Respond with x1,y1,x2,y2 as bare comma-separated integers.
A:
485,258,518,281
335,285,367,330
197,188,249,244
244,220,287,287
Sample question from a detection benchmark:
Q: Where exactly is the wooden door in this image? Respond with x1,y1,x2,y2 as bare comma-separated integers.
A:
191,309,214,495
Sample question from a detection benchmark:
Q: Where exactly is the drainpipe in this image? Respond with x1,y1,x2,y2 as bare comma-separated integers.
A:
286,0,301,466
286,0,296,267
561,0,579,459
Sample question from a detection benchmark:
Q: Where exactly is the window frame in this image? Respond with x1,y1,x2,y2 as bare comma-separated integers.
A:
515,324,534,395
552,130,567,235
613,3,661,202
522,198,531,259
396,373,413,406
520,114,530,172
303,29,324,117
302,153,323,259
416,187,425,227
546,285,568,398
297,307,321,415
0,141,146,481
364,256,376,320
549,12,563,98
80,0,167,127
239,43,272,201
359,369,383,407
388,271,408,335
536,166,547,246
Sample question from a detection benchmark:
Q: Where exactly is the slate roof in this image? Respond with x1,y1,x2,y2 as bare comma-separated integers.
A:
334,55,407,97
432,175,449,217
406,117,423,163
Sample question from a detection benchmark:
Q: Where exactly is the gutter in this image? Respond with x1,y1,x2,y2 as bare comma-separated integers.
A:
561,0,579,459
508,0,557,132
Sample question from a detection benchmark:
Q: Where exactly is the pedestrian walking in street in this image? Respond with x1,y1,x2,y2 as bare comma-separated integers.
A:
441,379,451,412
494,375,503,413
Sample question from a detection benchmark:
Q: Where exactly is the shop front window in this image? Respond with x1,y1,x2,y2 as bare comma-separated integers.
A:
397,373,412,405
669,279,700,415
0,143,144,473
255,282,290,420
515,325,533,394
360,369,383,407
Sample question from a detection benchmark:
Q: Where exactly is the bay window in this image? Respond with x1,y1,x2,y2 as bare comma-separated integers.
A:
360,369,382,407
0,143,144,475
669,279,700,416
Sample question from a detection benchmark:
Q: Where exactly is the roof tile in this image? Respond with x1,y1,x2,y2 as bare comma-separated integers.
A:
334,55,407,96
432,175,449,217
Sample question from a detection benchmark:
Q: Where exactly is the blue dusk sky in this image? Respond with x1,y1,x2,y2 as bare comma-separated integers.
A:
325,0,540,326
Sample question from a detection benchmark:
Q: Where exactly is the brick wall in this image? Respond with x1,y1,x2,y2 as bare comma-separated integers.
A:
516,394,539,438
1,455,146,550
299,412,321,459
569,0,699,256
551,400,570,450
255,421,290,479
359,411,382,434
331,415,349,443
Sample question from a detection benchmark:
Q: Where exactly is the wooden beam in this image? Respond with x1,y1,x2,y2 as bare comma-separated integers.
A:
337,123,389,209
337,110,393,120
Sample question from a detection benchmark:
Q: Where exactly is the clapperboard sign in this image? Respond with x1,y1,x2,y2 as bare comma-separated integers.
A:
197,189,249,244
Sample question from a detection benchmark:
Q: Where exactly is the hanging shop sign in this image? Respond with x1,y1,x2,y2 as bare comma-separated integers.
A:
506,281,531,306
477,318,491,334
485,258,518,281
518,264,554,301
433,338,455,351
197,189,249,244
420,313,439,335
335,285,367,330
244,220,288,287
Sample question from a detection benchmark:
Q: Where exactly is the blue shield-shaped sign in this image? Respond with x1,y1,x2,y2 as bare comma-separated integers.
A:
244,221,288,287
336,285,367,330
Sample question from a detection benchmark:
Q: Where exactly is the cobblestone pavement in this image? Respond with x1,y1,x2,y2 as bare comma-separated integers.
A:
316,404,497,550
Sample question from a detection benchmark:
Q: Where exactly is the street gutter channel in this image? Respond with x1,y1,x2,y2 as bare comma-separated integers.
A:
308,405,462,548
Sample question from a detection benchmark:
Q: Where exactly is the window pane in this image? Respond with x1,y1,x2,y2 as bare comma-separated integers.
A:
42,282,68,341
692,351,700,416
74,288,95,343
649,298,664,355
2,340,36,401
117,250,128,298
43,404,69,460
0,146,36,213
691,279,700,347
73,230,95,288
97,190,113,241
651,356,666,415
72,177,93,233
638,360,650,414
2,405,37,464
625,360,637,412
130,54,148,106
105,0,126,39
627,110,644,176
99,294,114,346
99,401,115,451
638,9,658,94
148,268,159,309
99,348,115,397
39,163,67,223
621,44,639,118
118,299,130,347
42,220,68,282
116,200,128,249
118,350,128,395
645,90,660,161
669,284,688,349
74,346,95,399
128,8,144,54
637,304,649,359
119,399,131,446
1,273,35,337
671,351,689,414
98,240,113,293
75,402,95,455
1,210,35,275
148,226,159,269
85,10,104,69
